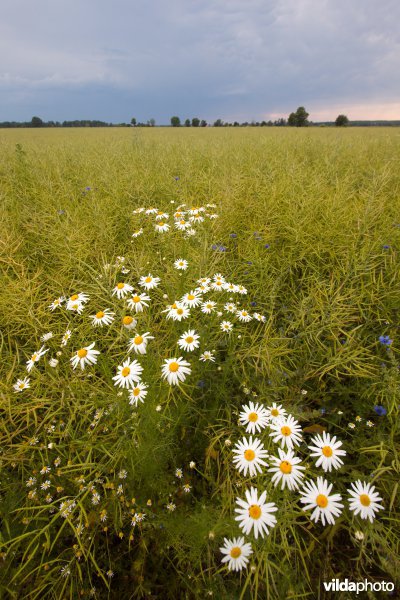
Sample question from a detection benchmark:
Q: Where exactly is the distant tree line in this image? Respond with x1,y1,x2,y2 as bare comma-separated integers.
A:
1,112,400,129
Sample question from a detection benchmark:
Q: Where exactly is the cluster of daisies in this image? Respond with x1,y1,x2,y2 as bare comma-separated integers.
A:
131,203,219,239
220,400,384,572
13,269,266,404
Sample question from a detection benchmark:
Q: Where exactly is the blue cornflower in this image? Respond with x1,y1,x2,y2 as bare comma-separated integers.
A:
373,405,387,416
379,335,393,346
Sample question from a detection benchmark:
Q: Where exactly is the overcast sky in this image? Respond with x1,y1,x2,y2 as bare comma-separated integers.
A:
1,0,399,123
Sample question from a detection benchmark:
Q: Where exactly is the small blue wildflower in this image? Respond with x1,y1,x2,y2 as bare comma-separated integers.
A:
383,245,390,249
85,186,91,191
264,244,270,249
379,335,393,346
230,233,237,238
320,408,327,415
196,380,206,389
244,271,249,274
253,232,259,237
211,244,218,251
250,301,257,307
373,405,387,416
174,176,180,181
246,261,253,265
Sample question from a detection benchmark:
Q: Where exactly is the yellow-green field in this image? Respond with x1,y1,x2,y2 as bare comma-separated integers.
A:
1,127,399,599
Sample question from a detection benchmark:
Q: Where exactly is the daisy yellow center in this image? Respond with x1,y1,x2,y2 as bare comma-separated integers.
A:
230,547,242,559
123,316,133,325
171,303,177,309
31,354,38,361
19,383,25,388
158,221,164,226
281,426,292,437
133,296,141,303
185,336,194,343
169,362,179,372
271,408,279,417
316,494,328,508
133,388,140,396
122,367,131,377
244,449,256,461
242,312,248,316
157,211,163,215
179,262,184,266
177,308,184,315
180,220,185,224
216,281,222,286
187,294,195,300
360,494,371,507
117,283,125,289
322,446,333,457
145,277,152,283
248,412,258,422
248,504,262,520
72,303,79,309
280,460,292,474
77,349,88,358
134,336,143,345
96,311,105,319
207,304,212,309
70,294,79,301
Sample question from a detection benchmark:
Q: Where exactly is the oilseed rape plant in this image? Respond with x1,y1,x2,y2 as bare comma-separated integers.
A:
1,127,399,599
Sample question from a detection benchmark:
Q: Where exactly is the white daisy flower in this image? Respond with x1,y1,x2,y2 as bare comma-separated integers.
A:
174,219,190,231
177,330,200,352
139,274,160,290
113,359,143,388
201,300,217,314
48,297,64,311
235,487,278,539
199,351,215,362
128,381,149,406
211,280,225,292
161,357,191,385
220,537,253,572
122,315,137,330
68,292,89,304
174,258,188,270
265,402,287,423
197,277,211,285
133,207,145,214
127,332,154,354
232,436,269,477
155,211,169,220
195,283,210,294
269,415,303,449
220,320,233,333
223,282,236,293
181,291,202,308
61,329,72,346
155,221,170,233
26,346,48,372
236,309,252,322
126,293,150,312
40,332,53,342
237,285,247,295
299,477,343,525
253,312,266,322
347,481,384,522
91,309,115,327
164,303,190,321
13,377,31,392
132,228,143,238
70,342,100,370
224,302,237,313
239,401,269,434
112,282,134,299
213,273,225,282
66,299,85,314
145,207,158,215
308,432,346,472
268,448,305,491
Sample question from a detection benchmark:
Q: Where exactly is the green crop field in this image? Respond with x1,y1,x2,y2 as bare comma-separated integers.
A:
1,127,399,599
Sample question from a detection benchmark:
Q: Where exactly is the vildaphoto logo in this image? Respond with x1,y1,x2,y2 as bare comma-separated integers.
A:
323,579,395,594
